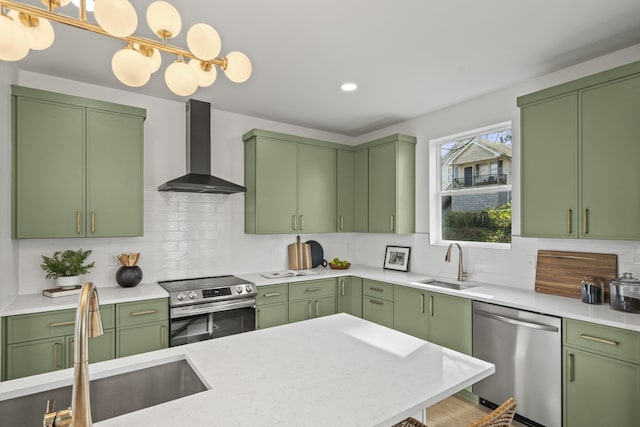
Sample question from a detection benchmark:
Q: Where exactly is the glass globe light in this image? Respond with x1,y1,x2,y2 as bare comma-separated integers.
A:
0,14,29,61
94,0,137,37
134,43,162,73
187,23,221,60
223,51,252,83
165,58,198,96
112,46,151,87
8,11,54,50
188,59,217,87
147,1,181,40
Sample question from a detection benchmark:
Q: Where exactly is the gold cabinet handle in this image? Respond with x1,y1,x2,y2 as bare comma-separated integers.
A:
420,294,425,314
48,320,75,327
369,287,384,293
315,300,319,317
300,214,304,230
130,309,157,317
583,208,589,234
292,214,297,231
340,280,345,297
369,299,383,306
91,211,95,234
305,287,321,292
161,325,166,348
263,292,281,298
567,353,575,382
76,211,81,234
307,301,312,319
390,215,395,232
567,209,572,234
340,215,344,231
53,342,61,369
429,295,434,316
580,334,619,346
256,309,262,329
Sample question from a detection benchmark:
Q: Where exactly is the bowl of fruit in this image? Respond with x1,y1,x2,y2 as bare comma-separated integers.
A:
329,258,351,270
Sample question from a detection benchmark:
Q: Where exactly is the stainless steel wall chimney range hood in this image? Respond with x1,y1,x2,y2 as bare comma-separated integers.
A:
158,99,247,194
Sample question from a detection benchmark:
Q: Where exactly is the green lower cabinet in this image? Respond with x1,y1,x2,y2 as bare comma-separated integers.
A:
337,277,362,317
393,286,428,339
289,296,336,323
116,322,168,358
256,283,289,329
362,279,394,328
5,337,65,380
65,329,115,367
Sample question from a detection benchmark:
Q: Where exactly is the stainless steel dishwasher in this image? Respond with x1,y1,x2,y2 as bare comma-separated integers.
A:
472,301,561,427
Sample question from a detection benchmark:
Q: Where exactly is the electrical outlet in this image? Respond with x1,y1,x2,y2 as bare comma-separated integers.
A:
109,253,120,267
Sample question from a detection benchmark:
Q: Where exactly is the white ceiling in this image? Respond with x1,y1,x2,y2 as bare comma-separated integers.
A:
10,0,640,136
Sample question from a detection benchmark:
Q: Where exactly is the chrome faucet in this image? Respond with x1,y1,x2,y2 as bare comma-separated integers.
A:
445,243,468,282
44,282,103,427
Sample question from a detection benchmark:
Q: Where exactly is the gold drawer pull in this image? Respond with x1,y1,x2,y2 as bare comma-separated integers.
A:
566,209,572,234
130,309,157,317
263,292,281,297
300,214,304,230
567,353,575,382
369,287,384,293
292,214,297,231
583,208,589,234
420,294,425,314
76,211,81,234
369,299,383,306
54,342,61,369
340,215,344,231
161,325,166,348
48,320,75,327
305,287,321,292
91,211,96,234
256,309,262,329
579,334,619,346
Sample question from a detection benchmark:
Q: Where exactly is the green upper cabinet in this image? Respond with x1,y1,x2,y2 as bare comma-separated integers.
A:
353,148,369,232
336,150,354,232
363,134,416,234
12,86,146,239
518,61,640,240
243,129,337,234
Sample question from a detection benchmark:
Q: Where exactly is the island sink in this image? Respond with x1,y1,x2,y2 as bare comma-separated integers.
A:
0,359,207,426
412,279,476,291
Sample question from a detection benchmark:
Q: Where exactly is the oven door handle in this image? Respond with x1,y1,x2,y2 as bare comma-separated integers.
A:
171,298,256,319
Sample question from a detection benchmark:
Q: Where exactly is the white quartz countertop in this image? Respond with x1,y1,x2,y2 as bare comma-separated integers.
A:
239,265,640,333
0,313,494,426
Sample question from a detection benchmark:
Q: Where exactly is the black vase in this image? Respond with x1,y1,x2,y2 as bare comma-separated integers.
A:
116,266,143,288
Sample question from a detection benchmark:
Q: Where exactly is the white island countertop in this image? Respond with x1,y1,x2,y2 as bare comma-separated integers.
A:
0,313,494,426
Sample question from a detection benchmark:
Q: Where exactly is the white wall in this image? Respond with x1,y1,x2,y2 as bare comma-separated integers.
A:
6,43,640,296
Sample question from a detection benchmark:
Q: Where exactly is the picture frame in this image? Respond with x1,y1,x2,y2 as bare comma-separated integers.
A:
383,246,411,272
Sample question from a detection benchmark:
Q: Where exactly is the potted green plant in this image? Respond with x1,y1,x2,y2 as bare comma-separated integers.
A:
40,249,95,289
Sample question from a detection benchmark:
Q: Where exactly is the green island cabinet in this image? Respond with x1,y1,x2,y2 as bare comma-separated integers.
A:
337,276,362,317
393,286,472,355
288,278,337,323
356,134,416,234
115,298,169,358
243,129,337,234
362,279,394,328
518,61,640,240
12,86,146,239
255,283,289,329
336,149,355,232
2,305,115,381
563,319,640,426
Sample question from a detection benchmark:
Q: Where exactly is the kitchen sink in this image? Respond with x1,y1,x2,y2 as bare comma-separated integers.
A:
412,279,476,291
0,358,208,425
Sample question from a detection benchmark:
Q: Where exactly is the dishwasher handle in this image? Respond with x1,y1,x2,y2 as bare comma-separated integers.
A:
474,309,559,332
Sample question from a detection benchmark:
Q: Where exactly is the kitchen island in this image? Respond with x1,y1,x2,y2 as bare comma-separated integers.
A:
0,313,494,426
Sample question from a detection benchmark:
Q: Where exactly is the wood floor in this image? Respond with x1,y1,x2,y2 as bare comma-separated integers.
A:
426,395,528,427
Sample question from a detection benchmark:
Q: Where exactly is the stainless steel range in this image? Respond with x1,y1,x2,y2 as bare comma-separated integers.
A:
158,275,257,347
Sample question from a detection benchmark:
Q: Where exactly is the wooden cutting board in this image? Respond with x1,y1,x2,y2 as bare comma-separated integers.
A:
535,250,617,300
288,236,312,270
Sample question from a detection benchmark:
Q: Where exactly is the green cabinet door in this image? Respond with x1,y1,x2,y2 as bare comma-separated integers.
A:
393,286,428,340
298,144,336,232
428,292,472,355
337,150,354,232
338,277,362,317
256,303,288,329
255,138,298,233
353,148,369,232
580,74,640,240
13,97,86,238
5,337,65,380
65,329,116,367
369,142,397,233
289,296,336,323
116,322,168,358
564,347,640,426
87,109,144,237
520,93,578,238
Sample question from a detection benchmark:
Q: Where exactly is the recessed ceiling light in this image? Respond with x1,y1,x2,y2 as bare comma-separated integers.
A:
341,82,357,92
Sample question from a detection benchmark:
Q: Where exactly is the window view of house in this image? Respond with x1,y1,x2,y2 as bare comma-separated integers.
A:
435,125,512,245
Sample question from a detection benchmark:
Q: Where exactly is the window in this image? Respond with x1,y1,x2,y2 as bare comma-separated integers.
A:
430,121,512,247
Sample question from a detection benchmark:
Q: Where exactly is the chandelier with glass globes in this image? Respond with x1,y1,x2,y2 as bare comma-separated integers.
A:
0,0,252,96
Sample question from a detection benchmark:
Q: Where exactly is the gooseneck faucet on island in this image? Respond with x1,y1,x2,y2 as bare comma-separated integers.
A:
445,243,468,282
43,282,103,427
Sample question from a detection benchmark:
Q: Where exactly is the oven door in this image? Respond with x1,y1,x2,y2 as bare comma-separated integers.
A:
169,299,256,347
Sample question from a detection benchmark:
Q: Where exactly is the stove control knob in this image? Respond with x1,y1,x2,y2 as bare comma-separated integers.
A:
236,287,243,294
176,293,186,301
245,285,253,293
188,291,197,299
